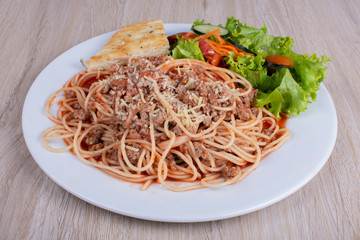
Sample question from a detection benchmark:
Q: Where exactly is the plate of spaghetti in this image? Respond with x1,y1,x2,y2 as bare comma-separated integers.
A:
22,23,337,222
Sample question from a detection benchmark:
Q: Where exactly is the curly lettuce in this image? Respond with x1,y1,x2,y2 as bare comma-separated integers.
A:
172,37,205,61
223,16,331,117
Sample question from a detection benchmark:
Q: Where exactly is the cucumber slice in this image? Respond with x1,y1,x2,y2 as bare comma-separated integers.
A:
192,24,229,37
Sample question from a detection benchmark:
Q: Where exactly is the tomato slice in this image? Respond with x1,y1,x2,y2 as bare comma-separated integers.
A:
167,32,188,45
198,39,213,60
210,53,222,66
198,39,222,66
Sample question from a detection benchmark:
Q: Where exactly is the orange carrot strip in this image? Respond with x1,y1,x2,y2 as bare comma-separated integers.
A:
219,45,239,53
265,55,294,67
183,31,196,40
204,39,223,55
207,40,227,52
214,35,226,45
195,29,221,40
236,52,247,57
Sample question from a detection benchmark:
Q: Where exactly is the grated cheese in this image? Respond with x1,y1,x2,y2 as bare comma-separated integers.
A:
120,99,130,108
138,88,146,103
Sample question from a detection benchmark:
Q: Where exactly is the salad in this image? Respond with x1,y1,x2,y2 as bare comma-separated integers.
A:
168,17,331,118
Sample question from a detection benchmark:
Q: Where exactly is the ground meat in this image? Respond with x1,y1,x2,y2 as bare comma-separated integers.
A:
234,103,252,122
109,63,120,73
122,105,151,138
159,78,178,92
65,90,76,98
101,84,110,94
124,105,142,129
73,103,81,109
263,129,273,136
180,67,206,85
126,145,142,165
208,92,218,105
176,85,186,96
126,129,142,139
88,102,97,112
201,102,211,115
195,81,209,98
73,109,87,121
88,143,104,151
111,115,124,128
193,142,208,160
158,134,168,141
202,116,212,127
136,77,154,88
106,148,117,160
182,93,197,107
138,111,148,121
167,69,182,82
84,127,104,145
133,121,149,138
192,67,206,79
110,78,128,91
167,153,176,162
211,110,223,122
221,96,235,108
234,139,250,147
176,85,197,107
168,157,178,171
251,107,259,116
132,56,171,70
249,89,258,103
224,112,232,121
123,91,135,103
172,125,182,136
109,64,129,75
221,166,239,179
153,111,166,125
240,89,258,107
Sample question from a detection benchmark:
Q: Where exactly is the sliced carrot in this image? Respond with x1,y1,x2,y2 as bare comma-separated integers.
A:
206,41,227,55
195,29,221,40
219,45,239,53
235,52,247,57
265,55,294,67
204,39,223,56
183,31,196,40
196,30,255,64
214,35,226,45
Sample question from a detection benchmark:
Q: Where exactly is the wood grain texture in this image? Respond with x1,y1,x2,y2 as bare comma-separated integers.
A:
0,0,359,239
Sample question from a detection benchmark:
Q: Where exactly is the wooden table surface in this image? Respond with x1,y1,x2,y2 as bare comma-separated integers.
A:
1,0,359,239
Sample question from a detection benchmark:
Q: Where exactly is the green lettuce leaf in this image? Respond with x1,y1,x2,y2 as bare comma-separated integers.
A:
256,68,308,118
292,53,331,100
222,17,330,118
226,51,266,88
172,37,205,61
225,17,273,54
192,19,206,29
256,89,284,118
266,36,294,56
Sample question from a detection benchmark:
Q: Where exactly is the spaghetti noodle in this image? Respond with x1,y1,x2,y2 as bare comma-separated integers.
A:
42,56,290,191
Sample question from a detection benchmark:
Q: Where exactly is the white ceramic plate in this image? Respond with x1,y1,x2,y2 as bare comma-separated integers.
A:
22,24,337,222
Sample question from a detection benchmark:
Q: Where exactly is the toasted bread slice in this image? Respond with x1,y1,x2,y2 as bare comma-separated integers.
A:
87,20,169,71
